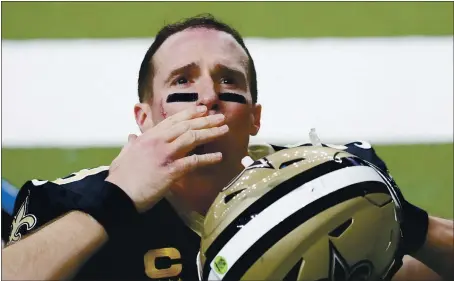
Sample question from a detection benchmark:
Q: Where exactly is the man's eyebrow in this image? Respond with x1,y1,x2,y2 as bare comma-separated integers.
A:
165,62,199,84
214,64,246,79
214,64,248,91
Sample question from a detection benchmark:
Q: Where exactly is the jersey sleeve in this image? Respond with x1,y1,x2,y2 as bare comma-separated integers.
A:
6,180,60,245
6,166,110,246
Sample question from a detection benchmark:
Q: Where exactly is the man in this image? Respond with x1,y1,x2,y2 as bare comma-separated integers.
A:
2,15,453,281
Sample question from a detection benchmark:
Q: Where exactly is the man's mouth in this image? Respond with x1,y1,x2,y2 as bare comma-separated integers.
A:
193,145,206,155
187,133,229,156
188,143,219,156
187,144,206,156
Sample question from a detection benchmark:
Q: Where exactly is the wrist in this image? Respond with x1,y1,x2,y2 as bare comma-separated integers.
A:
74,180,141,240
104,177,149,214
401,200,429,255
104,176,137,210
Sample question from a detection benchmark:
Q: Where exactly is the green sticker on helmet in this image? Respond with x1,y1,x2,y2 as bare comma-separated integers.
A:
213,256,228,274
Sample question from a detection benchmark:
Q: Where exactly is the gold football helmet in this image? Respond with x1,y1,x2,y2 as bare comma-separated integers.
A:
198,145,403,281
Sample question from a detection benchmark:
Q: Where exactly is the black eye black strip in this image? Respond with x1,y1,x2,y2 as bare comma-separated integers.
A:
166,92,247,104
219,93,247,104
167,93,199,103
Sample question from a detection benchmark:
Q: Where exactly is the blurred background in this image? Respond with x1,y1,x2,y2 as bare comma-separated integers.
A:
1,2,453,239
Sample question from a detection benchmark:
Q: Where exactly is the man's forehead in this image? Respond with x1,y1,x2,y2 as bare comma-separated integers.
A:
153,28,249,70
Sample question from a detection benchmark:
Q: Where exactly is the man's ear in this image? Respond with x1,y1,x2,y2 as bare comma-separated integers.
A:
134,103,154,133
249,103,262,136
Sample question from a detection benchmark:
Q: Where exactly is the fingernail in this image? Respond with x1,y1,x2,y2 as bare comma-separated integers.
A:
197,105,207,112
220,125,229,133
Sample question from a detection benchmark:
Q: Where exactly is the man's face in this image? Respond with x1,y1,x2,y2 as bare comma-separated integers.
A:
148,28,261,168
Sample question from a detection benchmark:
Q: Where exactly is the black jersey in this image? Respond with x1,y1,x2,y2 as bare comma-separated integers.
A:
6,141,392,281
7,166,202,281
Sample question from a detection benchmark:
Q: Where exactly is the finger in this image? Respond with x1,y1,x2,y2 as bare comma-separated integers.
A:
113,134,138,166
155,105,208,131
170,125,229,157
122,134,138,153
164,114,226,142
128,134,138,142
170,152,223,178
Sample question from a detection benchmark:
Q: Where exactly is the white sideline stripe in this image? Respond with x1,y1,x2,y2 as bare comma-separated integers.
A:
209,165,387,280
2,37,453,147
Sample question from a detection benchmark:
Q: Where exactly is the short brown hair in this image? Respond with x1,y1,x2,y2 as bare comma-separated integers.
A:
137,14,258,103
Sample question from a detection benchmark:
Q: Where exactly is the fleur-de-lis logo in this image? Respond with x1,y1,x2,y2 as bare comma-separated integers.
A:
8,193,37,245
319,241,374,281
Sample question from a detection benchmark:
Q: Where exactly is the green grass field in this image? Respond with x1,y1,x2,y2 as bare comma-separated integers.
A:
2,144,453,218
2,2,453,39
2,2,453,218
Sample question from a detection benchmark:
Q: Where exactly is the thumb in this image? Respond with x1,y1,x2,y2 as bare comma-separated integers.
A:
128,134,138,142
111,134,139,168
121,134,138,154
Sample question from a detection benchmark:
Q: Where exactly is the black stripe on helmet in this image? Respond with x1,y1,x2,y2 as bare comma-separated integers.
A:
203,157,370,281
223,181,390,281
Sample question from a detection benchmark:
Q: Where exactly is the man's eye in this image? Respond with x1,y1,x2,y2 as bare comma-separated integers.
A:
220,77,235,84
175,77,189,85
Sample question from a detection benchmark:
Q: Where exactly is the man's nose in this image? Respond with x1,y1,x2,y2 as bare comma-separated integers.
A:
196,81,220,113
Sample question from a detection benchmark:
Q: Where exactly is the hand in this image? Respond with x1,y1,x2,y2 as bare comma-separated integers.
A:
106,105,228,213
